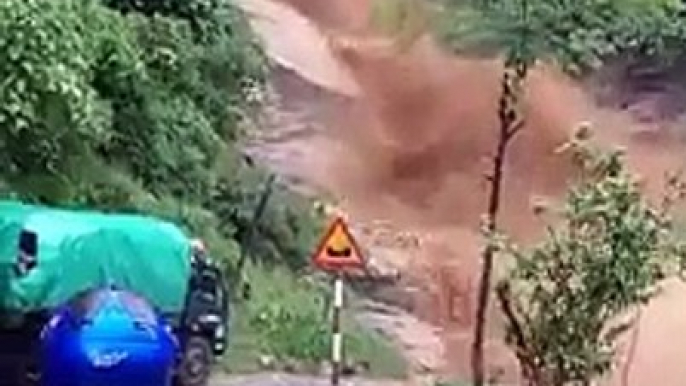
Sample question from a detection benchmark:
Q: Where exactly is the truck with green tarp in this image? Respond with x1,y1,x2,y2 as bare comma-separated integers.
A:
0,200,229,386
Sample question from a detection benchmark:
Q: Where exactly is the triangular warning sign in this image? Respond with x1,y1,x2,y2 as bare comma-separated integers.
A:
311,217,365,271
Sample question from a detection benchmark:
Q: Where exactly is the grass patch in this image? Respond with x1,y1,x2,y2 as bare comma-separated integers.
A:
434,381,474,386
344,317,408,379
219,265,408,379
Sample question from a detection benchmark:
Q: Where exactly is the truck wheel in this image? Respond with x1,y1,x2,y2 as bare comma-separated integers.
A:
175,336,213,386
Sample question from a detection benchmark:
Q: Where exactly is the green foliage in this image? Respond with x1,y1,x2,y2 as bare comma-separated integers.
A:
247,267,330,362
438,0,686,74
207,163,324,271
434,381,473,386
0,0,123,199
0,0,320,279
494,127,686,384
102,0,221,19
369,0,427,48
222,266,407,377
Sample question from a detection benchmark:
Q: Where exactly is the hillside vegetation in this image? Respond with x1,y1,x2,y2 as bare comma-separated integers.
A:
0,0,322,272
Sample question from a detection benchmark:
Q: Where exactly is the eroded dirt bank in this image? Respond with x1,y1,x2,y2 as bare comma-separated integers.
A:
240,0,686,383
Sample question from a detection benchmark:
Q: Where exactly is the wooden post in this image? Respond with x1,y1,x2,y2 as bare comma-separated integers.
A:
235,174,276,296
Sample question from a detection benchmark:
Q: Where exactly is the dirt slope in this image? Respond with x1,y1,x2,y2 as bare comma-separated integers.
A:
608,279,686,386
236,0,359,96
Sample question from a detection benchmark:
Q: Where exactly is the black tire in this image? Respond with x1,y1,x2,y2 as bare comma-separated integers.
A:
0,360,36,386
175,336,213,386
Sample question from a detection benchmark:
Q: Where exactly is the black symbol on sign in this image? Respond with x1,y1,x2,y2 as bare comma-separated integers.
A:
327,246,352,258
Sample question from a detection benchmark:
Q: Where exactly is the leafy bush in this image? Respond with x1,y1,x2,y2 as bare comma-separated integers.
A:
0,0,126,200
438,0,686,74
0,0,321,277
494,127,686,384
247,267,330,362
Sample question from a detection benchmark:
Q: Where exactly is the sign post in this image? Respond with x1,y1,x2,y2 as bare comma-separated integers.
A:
331,273,343,385
311,216,366,386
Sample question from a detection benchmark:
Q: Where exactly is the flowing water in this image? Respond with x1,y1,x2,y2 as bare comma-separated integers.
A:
240,0,686,383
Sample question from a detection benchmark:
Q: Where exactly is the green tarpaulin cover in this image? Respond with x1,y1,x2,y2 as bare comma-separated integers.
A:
0,201,191,314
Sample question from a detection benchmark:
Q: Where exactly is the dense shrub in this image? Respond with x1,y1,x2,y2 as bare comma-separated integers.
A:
0,0,321,277
438,0,686,74
495,129,686,384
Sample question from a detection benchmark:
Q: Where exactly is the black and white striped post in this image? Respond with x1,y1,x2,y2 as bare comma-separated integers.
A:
311,216,365,386
331,273,344,385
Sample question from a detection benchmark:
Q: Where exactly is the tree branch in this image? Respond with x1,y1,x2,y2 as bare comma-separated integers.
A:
505,119,525,142
496,281,543,385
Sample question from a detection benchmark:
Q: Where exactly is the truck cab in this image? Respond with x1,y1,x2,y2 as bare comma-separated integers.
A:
174,243,230,386
0,202,232,386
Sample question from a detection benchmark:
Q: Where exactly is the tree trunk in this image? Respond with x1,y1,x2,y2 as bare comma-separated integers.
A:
470,124,509,386
471,64,526,385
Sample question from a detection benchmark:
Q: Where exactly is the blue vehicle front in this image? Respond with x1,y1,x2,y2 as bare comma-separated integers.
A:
40,288,178,386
